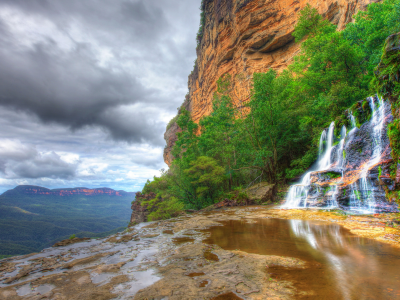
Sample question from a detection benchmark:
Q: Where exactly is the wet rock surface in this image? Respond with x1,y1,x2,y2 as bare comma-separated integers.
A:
286,96,399,213
336,98,397,211
1,206,399,299
52,238,91,248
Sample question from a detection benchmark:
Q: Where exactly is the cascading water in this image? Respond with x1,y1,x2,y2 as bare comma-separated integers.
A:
350,112,357,129
283,172,312,208
282,123,337,209
348,97,386,214
325,185,339,208
335,126,347,170
319,130,327,157
283,95,394,213
318,122,335,171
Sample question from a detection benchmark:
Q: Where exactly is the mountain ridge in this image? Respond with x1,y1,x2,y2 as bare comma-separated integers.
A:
0,185,136,256
2,185,136,197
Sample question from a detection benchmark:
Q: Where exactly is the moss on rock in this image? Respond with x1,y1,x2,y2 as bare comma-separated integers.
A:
373,33,400,204
373,33,400,103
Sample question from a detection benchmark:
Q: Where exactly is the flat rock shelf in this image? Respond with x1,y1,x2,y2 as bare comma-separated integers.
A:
1,206,400,299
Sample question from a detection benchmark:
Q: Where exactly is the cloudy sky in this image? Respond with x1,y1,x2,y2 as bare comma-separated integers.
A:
0,0,200,193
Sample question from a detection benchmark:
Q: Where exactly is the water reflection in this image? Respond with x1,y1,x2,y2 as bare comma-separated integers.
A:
203,219,400,299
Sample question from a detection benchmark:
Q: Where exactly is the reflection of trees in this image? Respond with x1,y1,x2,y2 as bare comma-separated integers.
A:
205,219,312,258
205,218,400,300
289,219,399,300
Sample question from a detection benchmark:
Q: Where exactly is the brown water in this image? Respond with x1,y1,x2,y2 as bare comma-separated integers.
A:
203,218,400,300
172,237,195,245
199,279,209,287
204,251,219,262
186,272,205,277
211,292,244,300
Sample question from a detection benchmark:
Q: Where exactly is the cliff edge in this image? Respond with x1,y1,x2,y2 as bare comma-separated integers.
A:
164,0,376,165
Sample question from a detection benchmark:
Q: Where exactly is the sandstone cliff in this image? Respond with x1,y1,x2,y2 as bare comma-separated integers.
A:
164,0,377,165
130,192,156,224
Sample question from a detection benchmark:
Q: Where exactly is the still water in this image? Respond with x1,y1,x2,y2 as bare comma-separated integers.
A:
203,218,400,300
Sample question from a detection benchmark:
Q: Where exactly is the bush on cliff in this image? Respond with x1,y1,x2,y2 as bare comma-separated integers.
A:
143,196,184,222
142,157,226,211
184,156,225,201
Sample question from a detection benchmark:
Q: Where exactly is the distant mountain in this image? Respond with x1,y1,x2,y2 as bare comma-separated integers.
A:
3,185,136,197
0,185,136,257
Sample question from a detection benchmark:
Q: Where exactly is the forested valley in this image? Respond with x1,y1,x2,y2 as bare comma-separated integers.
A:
0,186,134,257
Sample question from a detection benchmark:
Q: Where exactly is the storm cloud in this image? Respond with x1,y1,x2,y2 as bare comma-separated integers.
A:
0,0,200,192
0,0,199,144
0,139,77,179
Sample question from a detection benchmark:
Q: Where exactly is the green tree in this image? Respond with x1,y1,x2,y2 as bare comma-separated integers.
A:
172,108,199,166
199,74,238,189
241,70,305,182
184,156,225,207
141,0,400,211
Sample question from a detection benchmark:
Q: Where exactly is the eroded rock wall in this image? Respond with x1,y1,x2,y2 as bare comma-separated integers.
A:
130,192,155,224
164,0,377,165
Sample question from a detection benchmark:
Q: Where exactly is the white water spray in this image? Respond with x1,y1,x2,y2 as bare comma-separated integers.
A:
350,112,357,129
349,97,386,214
335,126,347,170
318,122,335,170
283,96,388,212
282,122,337,209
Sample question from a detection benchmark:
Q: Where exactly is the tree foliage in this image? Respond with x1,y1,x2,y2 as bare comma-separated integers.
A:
143,0,400,211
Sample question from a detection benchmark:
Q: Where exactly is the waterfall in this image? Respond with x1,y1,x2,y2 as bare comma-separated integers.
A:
283,96,390,213
340,125,347,140
283,122,336,209
348,97,386,214
283,172,312,208
335,126,347,170
326,185,339,208
350,112,356,129
319,130,327,157
318,122,335,170
369,97,385,166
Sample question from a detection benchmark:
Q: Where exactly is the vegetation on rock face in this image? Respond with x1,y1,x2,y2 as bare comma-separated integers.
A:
136,190,184,222
326,172,342,179
196,0,206,47
374,32,400,203
166,114,179,131
144,0,400,212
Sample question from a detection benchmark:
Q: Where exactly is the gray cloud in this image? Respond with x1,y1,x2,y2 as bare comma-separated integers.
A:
11,152,77,179
0,0,200,192
0,140,77,179
0,0,199,145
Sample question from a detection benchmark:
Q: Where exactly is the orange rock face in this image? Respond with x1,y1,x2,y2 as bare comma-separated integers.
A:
164,0,376,166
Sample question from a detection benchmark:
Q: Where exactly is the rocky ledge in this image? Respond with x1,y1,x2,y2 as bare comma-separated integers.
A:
1,206,399,299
